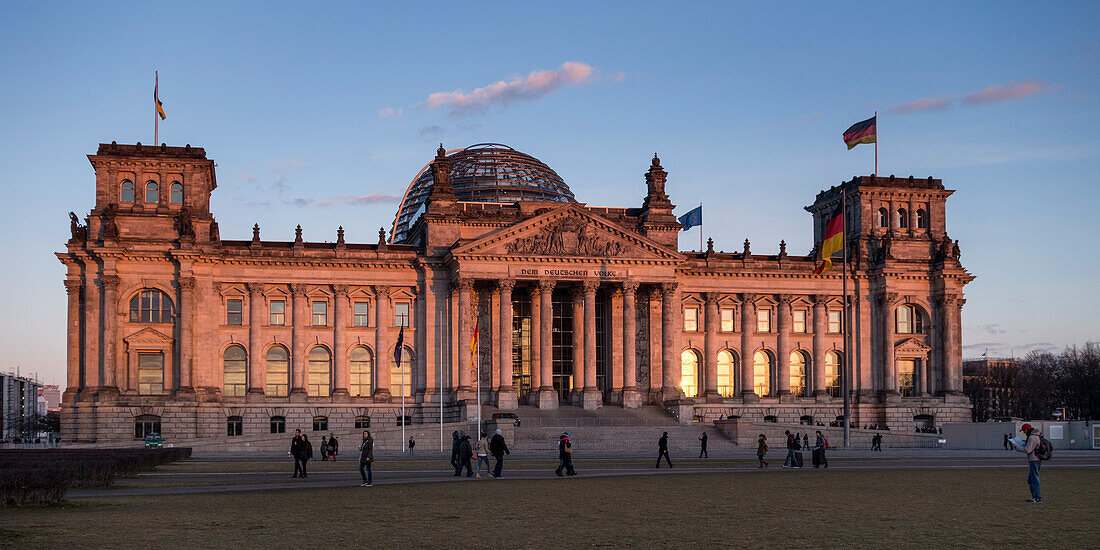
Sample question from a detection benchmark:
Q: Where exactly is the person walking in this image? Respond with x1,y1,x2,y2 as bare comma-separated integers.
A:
699,432,709,458
320,436,329,461
290,429,305,478
457,434,474,477
656,432,673,468
1003,433,1010,451
1010,423,1044,503
555,431,576,477
803,433,809,450
489,428,510,478
757,434,769,468
813,430,829,468
329,434,339,461
408,436,415,456
299,434,313,478
475,432,491,478
358,430,374,487
450,431,461,474
781,430,800,469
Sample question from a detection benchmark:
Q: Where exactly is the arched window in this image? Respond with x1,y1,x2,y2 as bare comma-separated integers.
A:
226,415,243,436
753,351,772,397
877,208,888,228
789,351,808,397
897,208,908,229
800,415,814,425
392,347,413,398
265,346,289,397
120,180,134,202
145,181,159,203
223,345,247,397
717,350,736,397
914,414,935,432
680,349,700,398
896,304,924,334
170,182,183,204
825,351,842,397
129,289,174,323
307,347,331,397
350,346,373,397
916,208,928,229
134,414,161,439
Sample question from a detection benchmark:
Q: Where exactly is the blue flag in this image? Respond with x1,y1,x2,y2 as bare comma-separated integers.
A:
678,205,702,231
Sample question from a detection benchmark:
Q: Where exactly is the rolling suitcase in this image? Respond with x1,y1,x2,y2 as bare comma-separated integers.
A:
812,448,823,467
794,451,803,468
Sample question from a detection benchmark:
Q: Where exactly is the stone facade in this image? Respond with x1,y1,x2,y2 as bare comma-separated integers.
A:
58,142,973,444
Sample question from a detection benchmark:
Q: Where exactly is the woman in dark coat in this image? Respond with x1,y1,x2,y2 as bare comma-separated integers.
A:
300,434,314,477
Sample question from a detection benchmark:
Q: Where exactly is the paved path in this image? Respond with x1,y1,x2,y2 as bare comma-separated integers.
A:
66,452,1100,499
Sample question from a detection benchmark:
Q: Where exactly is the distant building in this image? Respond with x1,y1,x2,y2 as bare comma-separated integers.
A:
1,373,44,439
963,357,1019,422
41,384,61,412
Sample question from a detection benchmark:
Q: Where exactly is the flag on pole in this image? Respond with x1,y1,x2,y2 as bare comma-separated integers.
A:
469,317,479,374
813,206,844,275
154,73,166,120
393,325,405,364
678,205,702,231
842,116,876,149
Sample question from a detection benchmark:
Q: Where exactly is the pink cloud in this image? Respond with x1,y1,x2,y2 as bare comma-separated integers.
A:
423,61,596,116
962,79,1062,105
378,107,403,119
890,95,955,114
608,71,627,83
294,194,402,207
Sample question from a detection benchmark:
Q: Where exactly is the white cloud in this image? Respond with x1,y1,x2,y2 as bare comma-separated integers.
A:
422,61,597,116
378,107,403,119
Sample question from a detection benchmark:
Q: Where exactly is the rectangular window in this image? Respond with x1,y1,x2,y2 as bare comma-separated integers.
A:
269,300,285,326
353,301,370,326
312,301,327,326
720,308,735,332
270,417,286,434
898,359,916,397
313,416,328,432
137,352,164,394
684,307,698,332
227,299,243,325
394,302,410,327
227,418,243,437
828,310,842,333
756,309,771,333
792,310,807,333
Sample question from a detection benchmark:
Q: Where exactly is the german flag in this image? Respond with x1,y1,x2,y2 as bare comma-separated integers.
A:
155,73,166,120
469,317,479,375
843,116,875,149
813,206,844,275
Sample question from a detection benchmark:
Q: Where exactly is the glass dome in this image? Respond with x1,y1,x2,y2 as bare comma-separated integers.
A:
391,143,575,244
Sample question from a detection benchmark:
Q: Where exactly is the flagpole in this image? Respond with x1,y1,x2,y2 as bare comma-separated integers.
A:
440,307,444,453
874,111,878,176
477,346,482,438
154,71,159,146
699,202,704,252
841,188,851,448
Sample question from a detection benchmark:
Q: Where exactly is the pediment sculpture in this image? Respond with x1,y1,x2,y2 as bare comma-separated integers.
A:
504,216,627,257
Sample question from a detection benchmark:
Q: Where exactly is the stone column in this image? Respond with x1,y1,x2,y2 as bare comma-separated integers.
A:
648,286,663,398
177,277,196,397
456,280,474,396
290,283,308,400
536,280,557,409
776,294,792,398
332,284,350,401
660,282,682,401
581,281,601,409
610,287,624,400
497,280,517,410
812,295,828,398
703,292,720,400
80,273,100,400
570,285,585,404
908,199,917,237
529,285,541,393
100,274,121,398
889,199,897,231
63,280,81,402
621,282,641,408
880,291,900,397
246,282,265,400
942,295,963,394
374,285,392,400
916,354,927,396
422,273,437,402
740,293,757,401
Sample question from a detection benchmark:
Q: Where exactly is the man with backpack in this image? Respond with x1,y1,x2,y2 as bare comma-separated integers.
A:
1010,423,1051,503
781,430,801,469
813,430,829,468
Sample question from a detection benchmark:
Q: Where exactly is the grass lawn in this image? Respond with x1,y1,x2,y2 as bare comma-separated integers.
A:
2,468,1096,549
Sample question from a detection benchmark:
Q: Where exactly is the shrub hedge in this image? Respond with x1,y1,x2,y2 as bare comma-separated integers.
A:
0,448,191,507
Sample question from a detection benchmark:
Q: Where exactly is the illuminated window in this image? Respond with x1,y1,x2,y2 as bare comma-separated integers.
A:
680,350,699,398
392,347,413,398
307,347,331,397
896,305,923,334
720,308,735,332
353,302,370,326
917,208,928,229
828,310,842,333
756,309,771,333
350,346,373,397
753,351,772,397
394,302,410,327
226,416,243,436
226,299,243,325
134,415,161,439
789,351,808,397
129,289,174,323
684,307,698,332
898,208,908,229
354,416,371,429
312,416,328,431
170,182,183,204
825,351,842,397
792,309,807,333
717,350,736,397
222,345,247,397
877,207,888,228
120,180,134,202
138,352,164,395
145,181,159,203
899,359,916,397
312,301,328,326
265,346,289,396
269,300,285,326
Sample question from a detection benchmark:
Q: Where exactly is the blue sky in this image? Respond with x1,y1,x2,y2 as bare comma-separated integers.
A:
1,1,1097,386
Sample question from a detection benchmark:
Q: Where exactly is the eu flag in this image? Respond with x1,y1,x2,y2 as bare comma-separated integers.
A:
678,205,702,231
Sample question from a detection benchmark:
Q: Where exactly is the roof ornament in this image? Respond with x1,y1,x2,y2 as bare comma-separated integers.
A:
294,224,303,245
652,153,661,167
779,239,787,258
336,226,345,245
706,237,714,255
437,143,447,158
252,223,260,243
743,238,751,256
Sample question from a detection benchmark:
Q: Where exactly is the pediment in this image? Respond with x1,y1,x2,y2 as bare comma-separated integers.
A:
452,204,683,261
895,337,932,355
124,327,175,345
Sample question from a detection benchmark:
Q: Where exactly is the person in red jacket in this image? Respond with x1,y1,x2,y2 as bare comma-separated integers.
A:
1010,423,1043,503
